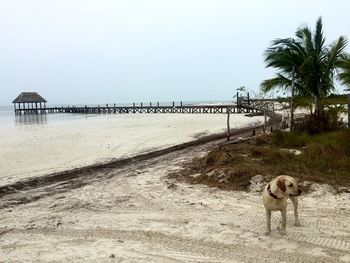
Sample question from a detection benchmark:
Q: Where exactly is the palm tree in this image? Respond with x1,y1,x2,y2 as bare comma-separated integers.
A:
261,17,348,114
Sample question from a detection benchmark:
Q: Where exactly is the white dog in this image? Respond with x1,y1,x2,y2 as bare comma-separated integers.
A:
262,175,302,235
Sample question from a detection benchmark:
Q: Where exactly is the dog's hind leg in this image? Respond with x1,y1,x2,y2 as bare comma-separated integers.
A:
290,196,300,226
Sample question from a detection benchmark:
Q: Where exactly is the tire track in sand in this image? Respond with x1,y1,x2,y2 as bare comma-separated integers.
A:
3,227,335,263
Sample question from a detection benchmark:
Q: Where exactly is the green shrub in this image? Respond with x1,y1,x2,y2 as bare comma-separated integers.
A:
295,108,345,134
255,135,267,145
272,130,309,148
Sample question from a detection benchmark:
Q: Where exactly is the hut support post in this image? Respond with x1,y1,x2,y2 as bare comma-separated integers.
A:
226,108,230,141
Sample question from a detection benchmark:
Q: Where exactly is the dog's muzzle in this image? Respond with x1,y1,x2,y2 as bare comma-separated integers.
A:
289,189,302,196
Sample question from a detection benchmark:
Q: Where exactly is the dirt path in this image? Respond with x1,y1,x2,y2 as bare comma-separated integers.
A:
1,141,350,263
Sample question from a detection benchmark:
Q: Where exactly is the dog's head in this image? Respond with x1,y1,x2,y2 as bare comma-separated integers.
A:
276,175,302,196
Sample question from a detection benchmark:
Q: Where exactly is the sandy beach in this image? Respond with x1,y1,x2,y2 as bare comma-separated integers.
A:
1,137,349,262
1,109,349,263
0,113,263,186
2,1,350,261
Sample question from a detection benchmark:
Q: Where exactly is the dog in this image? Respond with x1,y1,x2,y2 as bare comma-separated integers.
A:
262,175,302,236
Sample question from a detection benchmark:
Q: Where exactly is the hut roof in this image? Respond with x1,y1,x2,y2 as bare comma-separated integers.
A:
12,92,47,103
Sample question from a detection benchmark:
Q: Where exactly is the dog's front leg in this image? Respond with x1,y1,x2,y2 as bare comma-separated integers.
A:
279,209,287,235
290,196,300,226
265,208,271,235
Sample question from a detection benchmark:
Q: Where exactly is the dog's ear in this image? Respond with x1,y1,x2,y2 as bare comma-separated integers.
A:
277,179,286,192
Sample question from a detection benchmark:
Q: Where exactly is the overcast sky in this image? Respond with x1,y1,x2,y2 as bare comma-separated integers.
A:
1,0,350,106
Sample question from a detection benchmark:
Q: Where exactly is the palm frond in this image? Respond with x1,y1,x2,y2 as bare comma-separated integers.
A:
314,17,326,55
260,74,292,93
296,26,313,54
337,53,350,87
326,36,348,71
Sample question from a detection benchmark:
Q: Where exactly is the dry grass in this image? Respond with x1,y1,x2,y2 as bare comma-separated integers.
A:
170,129,350,193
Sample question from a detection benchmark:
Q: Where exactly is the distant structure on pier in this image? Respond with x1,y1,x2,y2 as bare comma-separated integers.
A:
12,92,47,114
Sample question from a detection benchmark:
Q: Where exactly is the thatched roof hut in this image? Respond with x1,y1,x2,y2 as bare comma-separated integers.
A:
12,92,47,114
12,92,47,104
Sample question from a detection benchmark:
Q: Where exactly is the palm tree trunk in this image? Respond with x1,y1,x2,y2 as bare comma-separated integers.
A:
347,94,350,128
314,80,321,115
290,66,295,130
314,95,319,115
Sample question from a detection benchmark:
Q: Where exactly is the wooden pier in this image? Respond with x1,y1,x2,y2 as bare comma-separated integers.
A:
14,102,261,115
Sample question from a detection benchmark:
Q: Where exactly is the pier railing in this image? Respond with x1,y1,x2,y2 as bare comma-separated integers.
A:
14,102,262,115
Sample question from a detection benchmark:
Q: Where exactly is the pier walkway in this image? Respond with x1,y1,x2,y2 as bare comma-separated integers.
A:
14,103,262,115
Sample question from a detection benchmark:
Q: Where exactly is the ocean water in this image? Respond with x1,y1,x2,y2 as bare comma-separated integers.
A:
0,100,233,128
0,106,90,128
0,106,13,126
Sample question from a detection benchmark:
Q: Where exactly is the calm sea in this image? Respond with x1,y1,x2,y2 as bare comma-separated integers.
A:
0,105,92,128
0,101,232,128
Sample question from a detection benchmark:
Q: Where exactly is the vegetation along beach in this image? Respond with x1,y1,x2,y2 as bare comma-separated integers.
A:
1,1,350,263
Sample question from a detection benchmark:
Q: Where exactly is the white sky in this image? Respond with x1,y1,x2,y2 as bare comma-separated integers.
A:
1,0,350,105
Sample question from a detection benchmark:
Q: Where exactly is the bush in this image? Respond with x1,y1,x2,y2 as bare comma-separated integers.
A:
272,130,309,148
295,108,345,134
255,135,268,145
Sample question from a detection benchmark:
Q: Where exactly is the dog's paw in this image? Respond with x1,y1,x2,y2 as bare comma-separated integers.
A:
295,221,301,227
279,229,287,236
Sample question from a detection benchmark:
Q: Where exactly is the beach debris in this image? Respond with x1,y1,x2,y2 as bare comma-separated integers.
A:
167,182,178,190
249,174,266,192
280,148,302,155
308,183,336,197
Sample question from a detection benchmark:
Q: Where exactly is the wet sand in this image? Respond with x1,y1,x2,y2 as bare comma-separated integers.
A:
0,113,263,187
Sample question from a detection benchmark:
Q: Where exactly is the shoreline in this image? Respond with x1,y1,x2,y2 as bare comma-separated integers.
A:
0,122,270,201
0,113,266,187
